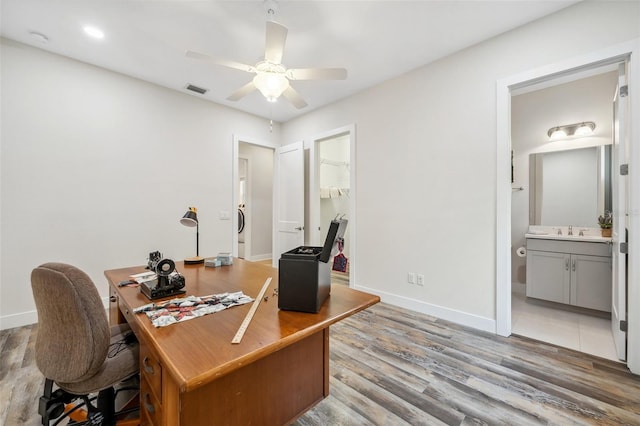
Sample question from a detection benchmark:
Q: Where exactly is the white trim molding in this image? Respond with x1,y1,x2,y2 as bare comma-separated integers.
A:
358,285,496,334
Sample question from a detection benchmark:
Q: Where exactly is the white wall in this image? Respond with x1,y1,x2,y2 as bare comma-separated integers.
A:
281,1,640,331
0,38,279,329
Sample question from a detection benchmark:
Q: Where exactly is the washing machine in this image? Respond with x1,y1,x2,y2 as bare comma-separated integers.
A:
238,206,246,258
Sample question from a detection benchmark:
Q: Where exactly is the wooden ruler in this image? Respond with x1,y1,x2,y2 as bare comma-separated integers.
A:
231,277,272,344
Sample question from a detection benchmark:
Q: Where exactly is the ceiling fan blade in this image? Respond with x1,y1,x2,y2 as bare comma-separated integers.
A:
185,50,255,73
287,68,348,81
281,86,308,109
264,21,287,64
227,81,257,102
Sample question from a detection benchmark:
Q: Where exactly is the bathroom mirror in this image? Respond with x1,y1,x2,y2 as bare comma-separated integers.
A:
529,145,611,227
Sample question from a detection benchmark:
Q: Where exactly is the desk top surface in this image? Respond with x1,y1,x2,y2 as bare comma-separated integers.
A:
105,259,379,392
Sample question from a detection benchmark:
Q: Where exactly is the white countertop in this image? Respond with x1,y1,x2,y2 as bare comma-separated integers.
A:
525,233,611,243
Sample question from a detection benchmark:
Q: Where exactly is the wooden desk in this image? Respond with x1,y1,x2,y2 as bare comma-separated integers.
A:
105,259,379,425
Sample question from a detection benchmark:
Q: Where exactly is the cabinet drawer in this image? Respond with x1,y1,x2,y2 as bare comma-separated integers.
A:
141,375,162,426
526,238,610,256
140,343,162,402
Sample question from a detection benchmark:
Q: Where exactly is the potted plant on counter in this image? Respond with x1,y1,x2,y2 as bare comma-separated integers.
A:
598,211,612,237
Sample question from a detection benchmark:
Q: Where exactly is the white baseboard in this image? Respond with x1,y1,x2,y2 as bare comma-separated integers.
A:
0,309,38,330
1,297,112,330
248,253,272,262
353,285,497,334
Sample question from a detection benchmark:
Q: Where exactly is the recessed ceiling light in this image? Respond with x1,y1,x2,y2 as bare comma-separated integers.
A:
83,26,105,39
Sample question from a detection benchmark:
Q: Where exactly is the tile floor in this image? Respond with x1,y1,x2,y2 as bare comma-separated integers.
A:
511,291,620,361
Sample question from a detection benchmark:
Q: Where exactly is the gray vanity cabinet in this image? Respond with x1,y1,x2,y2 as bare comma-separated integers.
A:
526,238,611,312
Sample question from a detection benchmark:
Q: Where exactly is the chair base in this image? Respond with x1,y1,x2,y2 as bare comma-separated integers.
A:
39,378,139,426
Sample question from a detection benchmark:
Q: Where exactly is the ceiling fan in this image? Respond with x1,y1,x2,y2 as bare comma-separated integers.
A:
186,2,347,109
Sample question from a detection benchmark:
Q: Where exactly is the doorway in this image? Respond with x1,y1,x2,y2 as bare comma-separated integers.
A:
233,138,275,262
510,68,619,360
496,40,640,374
308,125,356,287
319,133,351,285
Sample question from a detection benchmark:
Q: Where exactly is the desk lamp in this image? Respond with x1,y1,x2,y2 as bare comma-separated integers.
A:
180,207,205,265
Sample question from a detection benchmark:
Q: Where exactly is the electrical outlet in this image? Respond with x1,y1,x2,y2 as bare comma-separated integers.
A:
407,272,416,284
417,274,425,286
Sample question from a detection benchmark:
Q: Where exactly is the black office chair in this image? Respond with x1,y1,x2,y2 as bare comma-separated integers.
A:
31,263,139,425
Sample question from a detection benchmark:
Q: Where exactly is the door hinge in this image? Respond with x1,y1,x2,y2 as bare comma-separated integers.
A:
620,164,629,176
620,242,629,254
620,85,628,97
620,320,628,332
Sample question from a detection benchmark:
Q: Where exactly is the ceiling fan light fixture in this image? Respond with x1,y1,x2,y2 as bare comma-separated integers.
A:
253,71,289,102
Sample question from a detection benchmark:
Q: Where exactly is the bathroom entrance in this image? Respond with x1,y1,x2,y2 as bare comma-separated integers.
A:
505,57,632,363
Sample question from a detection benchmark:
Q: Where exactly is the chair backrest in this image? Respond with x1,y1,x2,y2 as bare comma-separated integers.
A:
31,263,110,384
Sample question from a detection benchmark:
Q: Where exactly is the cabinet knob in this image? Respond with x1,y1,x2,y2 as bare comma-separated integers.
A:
144,393,155,413
109,296,117,303
143,356,154,375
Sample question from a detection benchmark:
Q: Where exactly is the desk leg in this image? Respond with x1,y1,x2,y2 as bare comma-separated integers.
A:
109,284,126,326
323,327,330,397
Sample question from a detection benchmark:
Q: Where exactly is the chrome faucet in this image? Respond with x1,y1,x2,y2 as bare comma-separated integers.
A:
579,229,585,236
557,228,562,235
568,225,573,236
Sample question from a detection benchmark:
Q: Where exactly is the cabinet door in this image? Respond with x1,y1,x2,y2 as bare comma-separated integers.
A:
526,250,570,304
570,254,612,312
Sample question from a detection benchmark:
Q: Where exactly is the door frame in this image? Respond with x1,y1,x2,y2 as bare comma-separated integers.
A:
232,135,277,259
495,39,640,373
308,124,357,287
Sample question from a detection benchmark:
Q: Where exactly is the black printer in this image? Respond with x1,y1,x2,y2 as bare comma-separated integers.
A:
278,219,348,313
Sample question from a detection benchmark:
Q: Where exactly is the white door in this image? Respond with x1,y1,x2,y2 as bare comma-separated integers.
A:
611,61,629,361
275,141,305,264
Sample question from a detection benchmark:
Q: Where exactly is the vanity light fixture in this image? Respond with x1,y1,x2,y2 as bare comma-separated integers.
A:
547,121,596,141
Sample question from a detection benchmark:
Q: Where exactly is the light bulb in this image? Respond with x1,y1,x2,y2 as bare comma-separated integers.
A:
575,123,595,136
253,72,289,102
548,128,567,140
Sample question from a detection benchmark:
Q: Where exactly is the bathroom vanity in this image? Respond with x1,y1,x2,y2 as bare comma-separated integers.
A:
525,234,612,312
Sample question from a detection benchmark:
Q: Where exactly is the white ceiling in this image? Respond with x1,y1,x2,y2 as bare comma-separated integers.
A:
1,0,579,122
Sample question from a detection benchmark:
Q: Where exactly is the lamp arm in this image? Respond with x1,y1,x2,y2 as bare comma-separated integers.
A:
196,222,200,257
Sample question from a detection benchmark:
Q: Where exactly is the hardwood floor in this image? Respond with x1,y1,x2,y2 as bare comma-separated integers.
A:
2,303,639,425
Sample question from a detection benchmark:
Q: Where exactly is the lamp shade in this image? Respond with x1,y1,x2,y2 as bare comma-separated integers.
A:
180,207,198,227
180,207,204,264
253,72,289,102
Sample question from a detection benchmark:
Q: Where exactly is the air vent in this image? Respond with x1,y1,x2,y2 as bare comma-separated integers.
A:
185,84,208,95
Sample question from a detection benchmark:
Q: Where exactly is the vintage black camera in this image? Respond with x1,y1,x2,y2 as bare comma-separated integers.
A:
141,251,187,300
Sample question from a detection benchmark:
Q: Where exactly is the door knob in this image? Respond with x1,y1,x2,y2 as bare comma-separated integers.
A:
295,226,304,231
